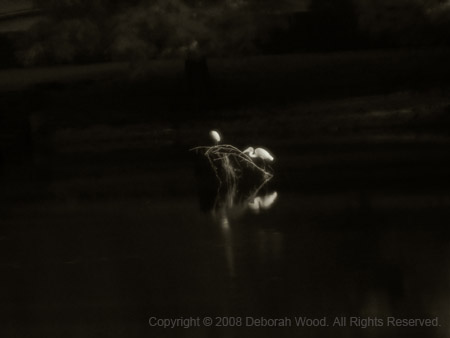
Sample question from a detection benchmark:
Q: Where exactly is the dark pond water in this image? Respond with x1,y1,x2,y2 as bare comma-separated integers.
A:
1,100,450,338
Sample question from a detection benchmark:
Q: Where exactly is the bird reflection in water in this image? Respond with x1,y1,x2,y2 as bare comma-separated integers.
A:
248,191,278,214
197,172,278,277
217,188,278,278
194,129,279,277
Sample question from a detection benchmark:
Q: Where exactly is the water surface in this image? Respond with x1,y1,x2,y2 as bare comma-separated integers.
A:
1,94,450,337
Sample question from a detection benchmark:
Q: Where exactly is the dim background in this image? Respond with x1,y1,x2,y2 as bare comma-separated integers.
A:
1,1,450,337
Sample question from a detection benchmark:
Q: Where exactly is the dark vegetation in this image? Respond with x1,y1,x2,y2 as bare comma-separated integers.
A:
1,0,450,68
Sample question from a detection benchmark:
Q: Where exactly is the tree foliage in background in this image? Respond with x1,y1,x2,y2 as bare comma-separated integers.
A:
15,0,450,66
354,0,450,46
17,0,291,66
309,0,354,13
308,0,450,47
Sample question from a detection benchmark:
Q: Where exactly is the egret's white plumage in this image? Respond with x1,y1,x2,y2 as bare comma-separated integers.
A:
209,130,221,144
255,148,274,162
243,147,274,162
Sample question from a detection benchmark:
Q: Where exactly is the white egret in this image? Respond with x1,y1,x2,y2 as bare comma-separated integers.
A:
209,130,221,144
243,147,274,162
